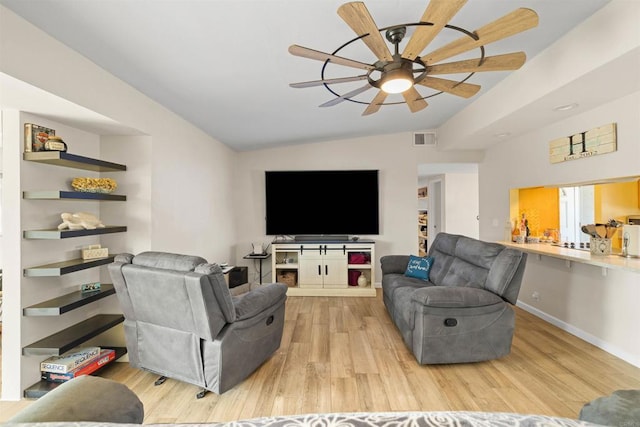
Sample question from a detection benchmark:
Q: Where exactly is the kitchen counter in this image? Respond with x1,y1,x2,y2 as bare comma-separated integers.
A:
499,241,640,274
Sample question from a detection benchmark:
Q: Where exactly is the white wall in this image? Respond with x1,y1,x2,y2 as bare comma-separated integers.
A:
99,135,153,258
0,111,4,272
479,92,640,366
442,173,479,239
0,110,23,401
234,134,484,284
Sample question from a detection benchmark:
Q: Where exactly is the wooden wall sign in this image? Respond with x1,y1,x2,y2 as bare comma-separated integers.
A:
549,123,617,164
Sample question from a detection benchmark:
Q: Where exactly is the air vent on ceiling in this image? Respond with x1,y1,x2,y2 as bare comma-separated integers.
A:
413,132,436,147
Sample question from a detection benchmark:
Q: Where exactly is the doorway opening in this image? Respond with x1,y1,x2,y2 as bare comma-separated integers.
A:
559,185,595,244
417,163,479,255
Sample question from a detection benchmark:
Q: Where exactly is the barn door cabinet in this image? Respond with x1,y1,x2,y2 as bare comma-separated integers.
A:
298,244,349,288
272,240,376,297
21,151,127,398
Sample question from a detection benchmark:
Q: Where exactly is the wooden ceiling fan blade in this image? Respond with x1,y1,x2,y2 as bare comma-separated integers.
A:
421,8,539,65
402,87,428,113
337,2,393,62
290,75,369,89
362,90,389,116
416,76,480,98
289,45,374,71
402,0,467,61
319,83,373,107
428,52,526,75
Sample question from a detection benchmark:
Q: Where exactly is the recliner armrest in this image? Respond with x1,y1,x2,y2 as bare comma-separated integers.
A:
411,286,504,308
380,255,411,275
233,283,288,320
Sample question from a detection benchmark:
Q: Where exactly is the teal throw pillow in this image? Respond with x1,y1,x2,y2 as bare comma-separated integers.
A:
404,255,434,281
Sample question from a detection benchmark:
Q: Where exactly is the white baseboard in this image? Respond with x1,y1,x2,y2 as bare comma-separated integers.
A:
516,301,640,369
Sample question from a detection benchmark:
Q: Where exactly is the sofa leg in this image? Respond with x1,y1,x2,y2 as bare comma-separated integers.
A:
196,388,208,399
154,375,167,386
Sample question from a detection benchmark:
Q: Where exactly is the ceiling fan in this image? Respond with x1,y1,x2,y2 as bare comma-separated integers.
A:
288,0,539,115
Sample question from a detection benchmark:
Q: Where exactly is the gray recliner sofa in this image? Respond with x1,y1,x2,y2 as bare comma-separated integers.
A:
381,233,527,364
108,251,287,396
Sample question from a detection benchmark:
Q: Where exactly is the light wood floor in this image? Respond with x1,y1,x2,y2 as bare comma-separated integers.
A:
2,290,640,423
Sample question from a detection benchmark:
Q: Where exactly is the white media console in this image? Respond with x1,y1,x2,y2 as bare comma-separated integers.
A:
271,239,376,297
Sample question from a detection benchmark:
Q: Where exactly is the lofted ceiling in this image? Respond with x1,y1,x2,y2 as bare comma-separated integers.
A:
0,0,612,151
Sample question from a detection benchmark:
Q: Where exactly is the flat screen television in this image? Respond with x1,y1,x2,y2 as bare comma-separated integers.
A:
265,170,379,236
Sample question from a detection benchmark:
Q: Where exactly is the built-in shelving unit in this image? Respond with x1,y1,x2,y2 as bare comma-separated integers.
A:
418,186,428,257
21,150,128,397
23,284,116,316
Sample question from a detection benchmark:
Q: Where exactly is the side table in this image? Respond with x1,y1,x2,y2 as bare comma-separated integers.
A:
243,253,271,284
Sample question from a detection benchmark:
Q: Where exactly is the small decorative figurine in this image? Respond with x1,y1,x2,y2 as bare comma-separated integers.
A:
57,212,105,230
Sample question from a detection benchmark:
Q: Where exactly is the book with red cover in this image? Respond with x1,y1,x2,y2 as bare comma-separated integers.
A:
41,349,116,383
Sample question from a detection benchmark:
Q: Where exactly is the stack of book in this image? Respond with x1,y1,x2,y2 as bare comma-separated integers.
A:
40,346,116,383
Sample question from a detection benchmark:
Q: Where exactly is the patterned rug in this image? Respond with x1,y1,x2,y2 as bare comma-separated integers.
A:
9,411,602,426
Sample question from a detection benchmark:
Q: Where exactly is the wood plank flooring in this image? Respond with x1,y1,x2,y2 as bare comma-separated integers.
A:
2,290,640,423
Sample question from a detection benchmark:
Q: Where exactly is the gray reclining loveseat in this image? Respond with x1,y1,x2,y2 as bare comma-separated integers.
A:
109,251,287,396
381,233,527,364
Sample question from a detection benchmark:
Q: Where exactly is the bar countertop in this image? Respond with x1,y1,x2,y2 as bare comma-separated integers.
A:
499,241,640,274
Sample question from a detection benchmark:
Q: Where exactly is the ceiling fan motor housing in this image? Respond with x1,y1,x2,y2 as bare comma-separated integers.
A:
385,26,407,46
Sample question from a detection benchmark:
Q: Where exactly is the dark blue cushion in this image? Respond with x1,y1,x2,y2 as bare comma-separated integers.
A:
404,255,434,281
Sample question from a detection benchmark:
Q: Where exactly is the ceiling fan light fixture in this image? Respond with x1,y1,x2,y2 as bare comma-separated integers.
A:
381,77,413,94
380,67,413,94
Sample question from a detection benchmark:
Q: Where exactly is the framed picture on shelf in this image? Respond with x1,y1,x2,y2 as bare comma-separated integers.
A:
418,186,428,198
24,123,55,152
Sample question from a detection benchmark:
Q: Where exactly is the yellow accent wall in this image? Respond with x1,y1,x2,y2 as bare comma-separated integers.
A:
512,180,639,246
595,180,640,248
518,187,559,236
595,180,640,223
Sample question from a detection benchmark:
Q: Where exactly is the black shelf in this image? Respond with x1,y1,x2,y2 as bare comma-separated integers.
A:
23,285,116,316
24,226,127,239
22,314,125,356
23,151,127,172
24,256,115,277
243,253,271,260
23,190,126,201
23,347,127,399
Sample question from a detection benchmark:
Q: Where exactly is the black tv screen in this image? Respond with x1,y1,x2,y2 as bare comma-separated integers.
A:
265,170,379,236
